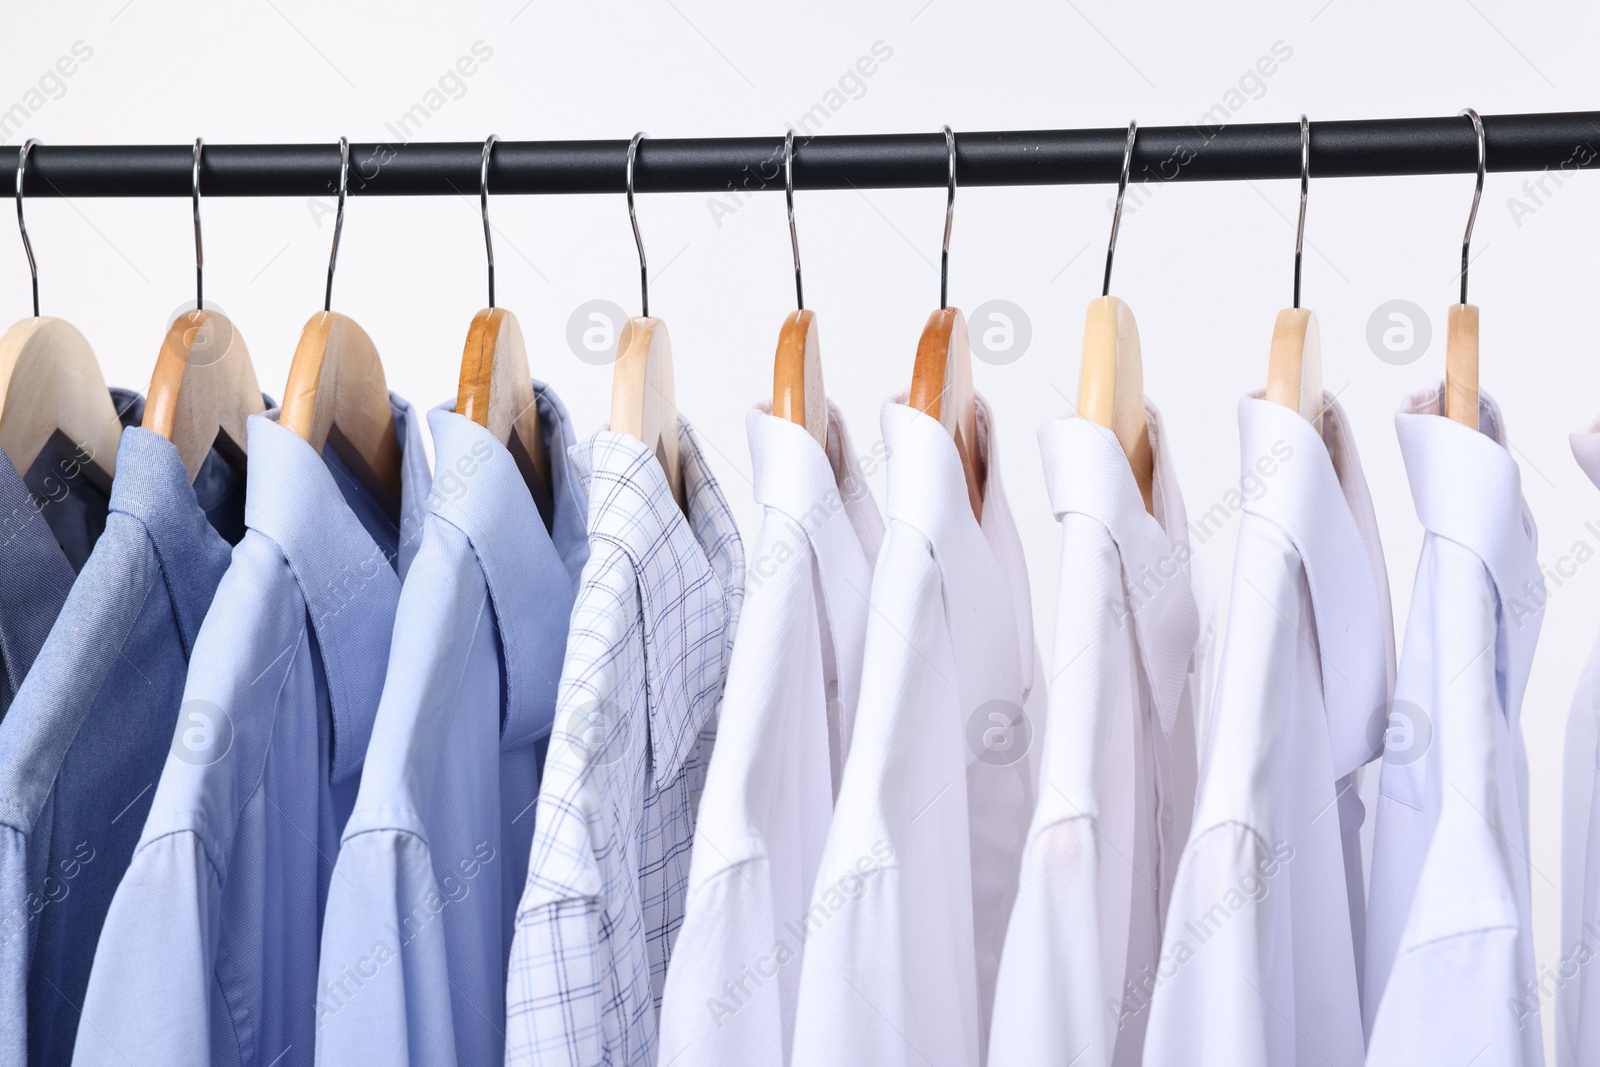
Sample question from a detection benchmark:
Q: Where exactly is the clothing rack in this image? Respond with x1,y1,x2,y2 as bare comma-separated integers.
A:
19,110,1600,197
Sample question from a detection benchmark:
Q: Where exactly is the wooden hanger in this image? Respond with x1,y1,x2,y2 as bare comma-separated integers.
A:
1445,109,1486,431
1264,116,1324,433
772,131,828,448
0,141,121,489
610,133,683,505
1078,122,1154,514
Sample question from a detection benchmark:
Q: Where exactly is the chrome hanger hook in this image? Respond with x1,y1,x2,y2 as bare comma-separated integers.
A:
785,129,803,311
941,125,955,311
324,136,349,313
16,138,39,317
1459,108,1485,305
627,132,648,317
481,134,498,309
1103,120,1136,298
193,138,205,312
1293,115,1309,310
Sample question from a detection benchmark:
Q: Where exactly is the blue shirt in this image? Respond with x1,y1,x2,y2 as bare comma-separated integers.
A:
0,388,142,720
315,384,587,1067
72,396,432,1067
0,424,246,1067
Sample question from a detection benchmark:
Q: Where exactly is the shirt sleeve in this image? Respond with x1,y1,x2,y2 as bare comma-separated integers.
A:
315,829,457,1066
0,825,31,1067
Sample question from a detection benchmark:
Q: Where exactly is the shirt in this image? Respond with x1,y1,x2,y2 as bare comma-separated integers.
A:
790,394,1040,1067
71,395,431,1067
315,385,588,1067
1560,415,1600,1066
0,388,142,720
505,417,745,1066
987,403,1199,1067
0,424,247,1067
1364,387,1544,1066
658,402,883,1067
1142,393,1394,1067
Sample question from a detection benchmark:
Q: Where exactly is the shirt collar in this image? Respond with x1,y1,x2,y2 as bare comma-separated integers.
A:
568,417,744,786
109,426,242,656
428,383,589,750
1571,412,1600,491
1038,401,1198,737
1396,383,1543,716
0,445,76,707
242,394,431,783
1239,392,1396,776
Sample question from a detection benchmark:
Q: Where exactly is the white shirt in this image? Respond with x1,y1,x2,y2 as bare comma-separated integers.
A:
790,395,1040,1067
987,404,1199,1067
1365,387,1544,1066
658,402,883,1067
1142,393,1395,1067
1560,413,1600,1066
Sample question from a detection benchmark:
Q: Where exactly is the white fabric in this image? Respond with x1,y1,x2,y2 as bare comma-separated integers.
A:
790,394,1041,1067
1142,392,1395,1067
658,402,883,1067
1365,386,1544,1066
987,404,1200,1067
1560,413,1600,1066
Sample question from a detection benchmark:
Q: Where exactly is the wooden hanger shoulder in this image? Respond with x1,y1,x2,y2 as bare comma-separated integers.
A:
910,306,981,521
1078,294,1153,513
1265,306,1324,432
281,310,403,516
458,306,550,492
142,309,264,481
773,308,827,447
0,316,122,489
1445,302,1479,431
611,314,682,505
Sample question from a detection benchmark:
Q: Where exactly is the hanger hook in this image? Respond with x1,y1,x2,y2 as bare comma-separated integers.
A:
16,138,38,317
481,134,498,310
324,136,349,313
192,137,204,312
785,129,803,311
941,125,955,311
1103,121,1136,298
627,132,648,318
1293,115,1309,310
1459,108,1485,306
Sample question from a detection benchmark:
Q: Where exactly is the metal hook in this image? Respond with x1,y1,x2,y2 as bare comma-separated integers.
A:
481,134,498,309
1293,115,1309,310
193,138,205,311
627,132,648,318
1459,108,1485,305
785,129,803,311
16,138,38,317
324,136,349,313
941,125,955,311
1103,121,1136,297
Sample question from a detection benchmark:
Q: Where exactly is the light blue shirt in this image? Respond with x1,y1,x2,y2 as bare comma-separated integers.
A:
315,385,587,1067
71,397,431,1067
0,425,247,1067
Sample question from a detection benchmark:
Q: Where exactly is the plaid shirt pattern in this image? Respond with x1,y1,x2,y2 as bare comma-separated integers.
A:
507,420,743,1066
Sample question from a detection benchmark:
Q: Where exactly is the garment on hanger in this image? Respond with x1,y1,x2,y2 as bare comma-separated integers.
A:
70,395,430,1066
1364,386,1543,1066
505,417,743,1065
988,403,1199,1067
1560,415,1600,1067
1142,392,1392,1067
0,417,248,1067
658,401,882,1066
314,384,587,1067
789,394,1038,1067
0,388,141,721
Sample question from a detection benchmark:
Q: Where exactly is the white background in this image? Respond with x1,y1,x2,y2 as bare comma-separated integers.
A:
4,0,1598,1054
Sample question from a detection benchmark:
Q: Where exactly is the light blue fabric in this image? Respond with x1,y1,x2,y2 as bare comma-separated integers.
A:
315,383,587,1067
0,425,246,1067
71,396,431,1067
